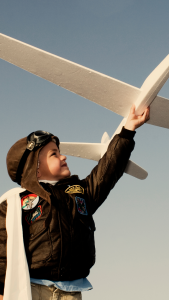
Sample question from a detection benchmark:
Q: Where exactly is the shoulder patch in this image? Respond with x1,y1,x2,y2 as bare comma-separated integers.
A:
65,185,84,194
75,196,88,215
25,205,42,225
21,194,39,210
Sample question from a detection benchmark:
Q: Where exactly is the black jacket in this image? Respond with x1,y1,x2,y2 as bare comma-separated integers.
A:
0,128,135,295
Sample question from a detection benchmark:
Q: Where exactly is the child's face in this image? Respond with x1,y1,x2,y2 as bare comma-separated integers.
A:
37,141,71,181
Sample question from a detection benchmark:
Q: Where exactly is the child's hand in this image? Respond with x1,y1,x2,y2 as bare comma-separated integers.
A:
124,105,150,131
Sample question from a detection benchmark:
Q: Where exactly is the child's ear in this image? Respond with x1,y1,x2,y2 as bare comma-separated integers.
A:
37,169,41,179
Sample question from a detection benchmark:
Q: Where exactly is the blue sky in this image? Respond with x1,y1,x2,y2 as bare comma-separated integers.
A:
1,1,169,299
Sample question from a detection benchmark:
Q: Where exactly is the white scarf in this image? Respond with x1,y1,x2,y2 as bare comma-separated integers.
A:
1,181,58,299
0,187,32,300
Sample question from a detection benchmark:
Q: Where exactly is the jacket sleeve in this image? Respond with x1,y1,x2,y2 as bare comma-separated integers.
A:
83,127,135,214
0,200,7,295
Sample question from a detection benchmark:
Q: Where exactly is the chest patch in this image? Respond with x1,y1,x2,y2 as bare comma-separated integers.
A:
25,205,42,225
21,194,39,210
75,196,88,215
65,185,84,194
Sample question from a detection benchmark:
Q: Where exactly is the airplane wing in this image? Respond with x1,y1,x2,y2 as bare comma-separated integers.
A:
0,33,138,117
60,142,148,180
0,33,169,129
60,142,104,161
125,160,147,180
146,95,169,128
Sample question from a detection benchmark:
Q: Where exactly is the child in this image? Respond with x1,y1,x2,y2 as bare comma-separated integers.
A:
0,105,149,300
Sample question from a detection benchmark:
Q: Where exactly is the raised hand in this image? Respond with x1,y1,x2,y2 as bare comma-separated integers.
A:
124,104,150,131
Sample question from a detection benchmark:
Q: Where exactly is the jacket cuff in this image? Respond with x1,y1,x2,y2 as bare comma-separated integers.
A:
0,282,4,295
119,127,136,140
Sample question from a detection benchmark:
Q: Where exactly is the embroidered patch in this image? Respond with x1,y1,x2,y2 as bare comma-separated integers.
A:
65,185,84,194
21,194,39,210
75,196,88,215
25,205,42,225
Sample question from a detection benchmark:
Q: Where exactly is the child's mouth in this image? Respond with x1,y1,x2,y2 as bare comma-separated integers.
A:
62,163,68,168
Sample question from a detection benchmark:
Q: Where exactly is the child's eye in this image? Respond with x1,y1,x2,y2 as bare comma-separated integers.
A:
51,152,56,156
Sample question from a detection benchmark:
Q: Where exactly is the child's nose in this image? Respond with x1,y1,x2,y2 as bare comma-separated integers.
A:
60,154,67,160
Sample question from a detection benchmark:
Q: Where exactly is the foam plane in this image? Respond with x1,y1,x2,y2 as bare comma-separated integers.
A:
0,33,169,180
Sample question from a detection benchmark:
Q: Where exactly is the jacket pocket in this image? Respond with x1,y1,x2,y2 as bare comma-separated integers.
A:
27,228,52,265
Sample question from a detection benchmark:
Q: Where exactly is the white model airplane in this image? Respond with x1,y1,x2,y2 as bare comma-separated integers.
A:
0,33,169,180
